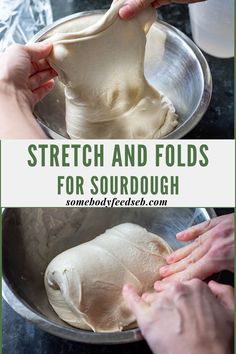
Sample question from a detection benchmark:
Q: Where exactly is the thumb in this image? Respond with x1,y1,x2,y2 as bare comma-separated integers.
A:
119,0,153,19
122,283,149,317
26,41,53,62
208,281,234,313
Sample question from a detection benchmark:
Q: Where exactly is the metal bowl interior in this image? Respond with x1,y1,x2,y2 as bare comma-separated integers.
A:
30,11,212,139
3,207,216,344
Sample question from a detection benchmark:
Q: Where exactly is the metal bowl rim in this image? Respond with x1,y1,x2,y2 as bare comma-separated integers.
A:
2,207,216,344
29,10,212,140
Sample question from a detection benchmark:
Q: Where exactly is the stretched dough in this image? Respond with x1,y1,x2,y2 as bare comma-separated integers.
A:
48,0,178,139
44,223,172,332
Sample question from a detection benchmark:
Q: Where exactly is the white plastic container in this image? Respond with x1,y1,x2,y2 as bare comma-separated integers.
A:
189,0,234,58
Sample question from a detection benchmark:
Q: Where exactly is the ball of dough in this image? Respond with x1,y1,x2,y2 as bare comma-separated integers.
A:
44,223,172,332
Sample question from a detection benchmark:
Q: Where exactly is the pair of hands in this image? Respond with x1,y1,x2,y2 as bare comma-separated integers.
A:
123,280,233,354
0,0,204,127
0,0,203,137
0,4,234,353
123,214,234,354
156,213,234,289
0,0,204,113
118,0,204,19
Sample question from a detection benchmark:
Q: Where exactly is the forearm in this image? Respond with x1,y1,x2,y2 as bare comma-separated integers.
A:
193,346,228,354
0,83,47,139
166,344,228,354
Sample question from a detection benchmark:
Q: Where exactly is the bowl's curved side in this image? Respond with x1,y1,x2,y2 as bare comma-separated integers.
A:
159,20,212,139
2,276,142,344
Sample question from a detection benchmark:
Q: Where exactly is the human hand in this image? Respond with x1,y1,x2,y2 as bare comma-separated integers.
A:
154,214,234,291
123,280,233,354
0,42,57,110
119,0,205,19
208,280,234,317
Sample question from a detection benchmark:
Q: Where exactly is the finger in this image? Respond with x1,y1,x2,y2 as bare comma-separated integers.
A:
154,273,186,292
119,0,153,19
161,241,208,277
208,281,234,313
119,4,137,19
29,68,57,91
151,1,161,8
122,284,149,316
30,59,52,75
32,79,55,105
141,291,158,303
154,256,216,291
26,41,53,62
176,217,220,241
166,241,199,265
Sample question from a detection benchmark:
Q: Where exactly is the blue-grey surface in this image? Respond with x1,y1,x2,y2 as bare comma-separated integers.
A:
2,300,152,354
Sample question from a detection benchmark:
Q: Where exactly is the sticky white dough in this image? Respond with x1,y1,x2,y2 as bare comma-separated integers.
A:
48,0,178,139
44,223,172,332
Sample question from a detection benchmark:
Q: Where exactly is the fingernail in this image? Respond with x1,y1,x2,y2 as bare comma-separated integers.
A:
46,80,54,89
208,280,216,286
122,284,128,292
154,281,162,290
176,232,184,239
141,293,148,300
167,254,175,262
123,283,132,293
119,4,135,19
39,41,52,47
160,266,168,275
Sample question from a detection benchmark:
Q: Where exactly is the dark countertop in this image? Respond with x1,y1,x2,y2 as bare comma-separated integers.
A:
3,208,234,354
2,300,152,354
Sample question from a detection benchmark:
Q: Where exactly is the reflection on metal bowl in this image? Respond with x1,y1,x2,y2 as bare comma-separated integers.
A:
29,11,212,139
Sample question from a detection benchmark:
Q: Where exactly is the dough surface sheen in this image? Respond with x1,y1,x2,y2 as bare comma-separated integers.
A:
48,0,178,139
45,223,172,332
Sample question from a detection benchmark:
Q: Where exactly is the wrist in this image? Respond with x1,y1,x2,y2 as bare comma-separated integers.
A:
0,80,46,139
189,344,226,354
0,79,32,116
0,78,16,96
167,343,227,354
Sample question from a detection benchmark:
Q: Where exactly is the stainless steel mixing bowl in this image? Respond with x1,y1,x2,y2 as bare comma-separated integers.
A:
29,11,212,139
3,207,216,344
